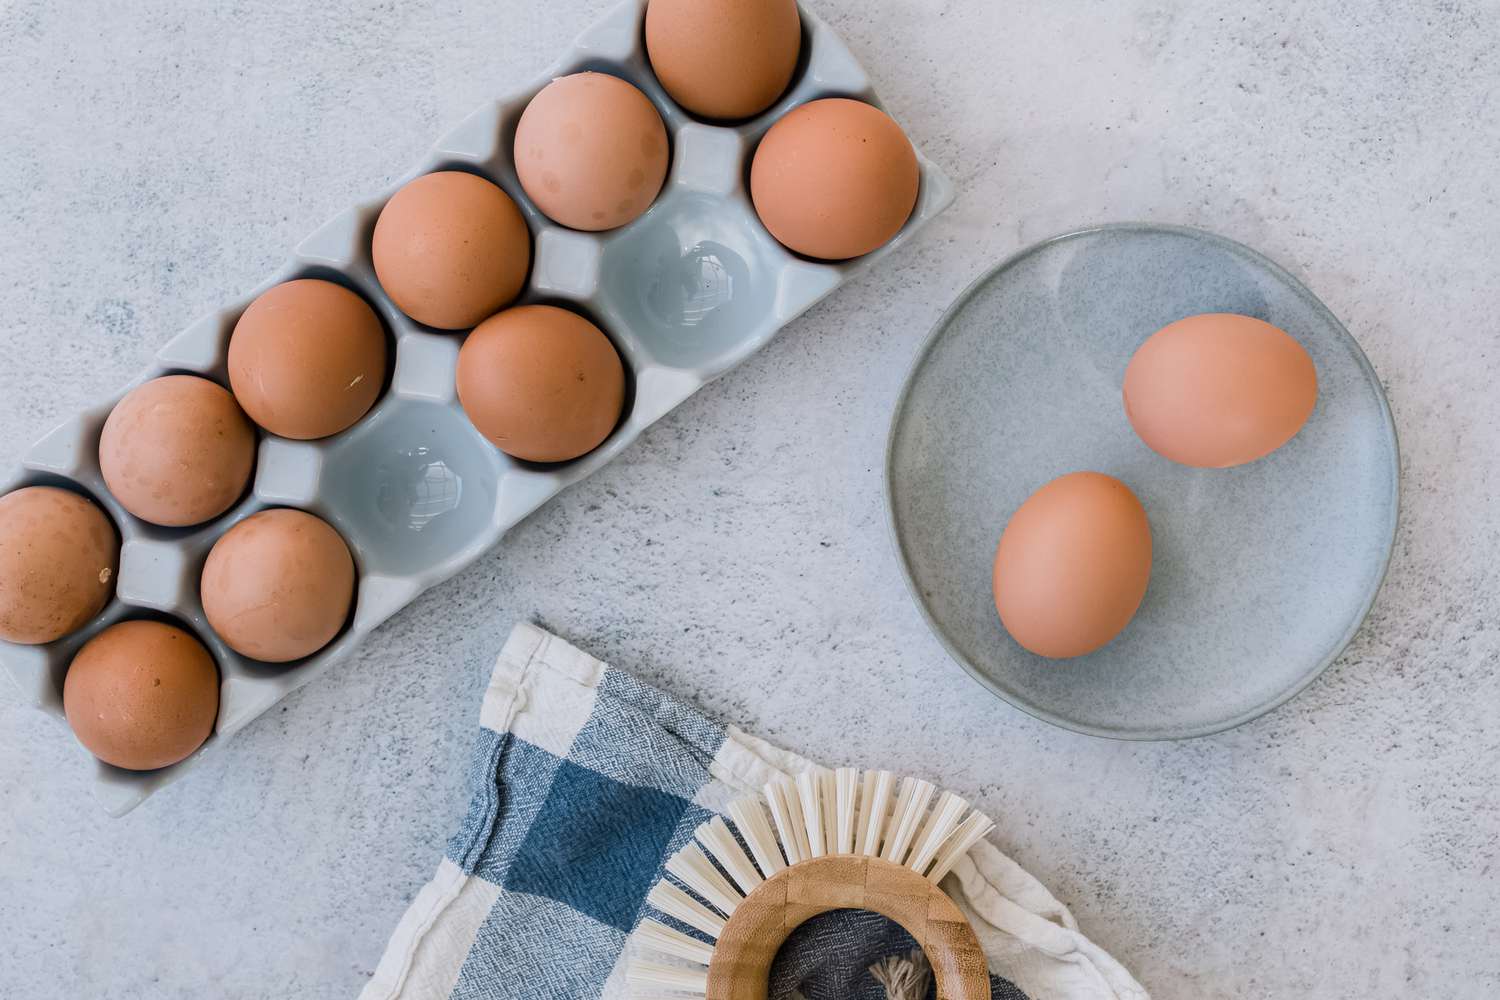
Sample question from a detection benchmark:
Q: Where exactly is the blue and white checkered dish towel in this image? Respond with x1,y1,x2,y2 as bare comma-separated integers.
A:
361,623,1148,1000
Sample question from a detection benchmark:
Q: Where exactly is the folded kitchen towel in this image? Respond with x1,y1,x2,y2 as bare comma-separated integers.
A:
361,623,1148,1000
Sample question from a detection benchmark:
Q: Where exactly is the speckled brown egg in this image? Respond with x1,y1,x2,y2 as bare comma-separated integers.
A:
372,171,532,330
646,0,801,120
1124,313,1319,468
993,472,1153,659
200,508,355,663
63,620,219,770
750,98,919,260
228,279,387,440
456,305,625,463
0,486,118,645
99,375,257,527
514,73,669,231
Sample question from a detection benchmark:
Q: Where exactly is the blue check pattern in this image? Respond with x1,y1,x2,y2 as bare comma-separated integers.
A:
442,672,720,999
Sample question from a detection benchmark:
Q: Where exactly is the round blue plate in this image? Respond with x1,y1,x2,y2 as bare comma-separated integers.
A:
886,224,1399,739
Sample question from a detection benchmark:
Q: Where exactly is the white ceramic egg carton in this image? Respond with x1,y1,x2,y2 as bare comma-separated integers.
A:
0,0,953,815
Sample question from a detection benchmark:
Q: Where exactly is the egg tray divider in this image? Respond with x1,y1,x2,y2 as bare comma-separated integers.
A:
0,0,954,816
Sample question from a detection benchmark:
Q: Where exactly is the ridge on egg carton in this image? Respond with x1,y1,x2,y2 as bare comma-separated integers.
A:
0,0,954,816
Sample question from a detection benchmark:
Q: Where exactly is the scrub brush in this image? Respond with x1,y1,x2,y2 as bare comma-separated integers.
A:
627,768,995,1000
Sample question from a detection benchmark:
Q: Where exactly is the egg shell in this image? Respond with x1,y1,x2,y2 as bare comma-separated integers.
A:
514,72,669,232
456,305,625,463
63,620,219,771
0,486,118,645
645,0,801,120
750,98,919,261
228,279,387,440
99,374,257,527
992,472,1153,659
1123,313,1318,468
372,171,532,330
200,508,355,663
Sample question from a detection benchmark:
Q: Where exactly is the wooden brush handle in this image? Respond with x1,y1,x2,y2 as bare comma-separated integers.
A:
705,855,989,1000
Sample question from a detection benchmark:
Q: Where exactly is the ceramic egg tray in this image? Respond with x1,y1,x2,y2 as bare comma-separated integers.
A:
0,0,953,815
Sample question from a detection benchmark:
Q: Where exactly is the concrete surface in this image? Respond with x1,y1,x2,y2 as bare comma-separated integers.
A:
1,1,1496,998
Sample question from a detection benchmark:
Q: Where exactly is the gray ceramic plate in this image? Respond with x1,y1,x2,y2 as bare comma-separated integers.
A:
886,223,1399,739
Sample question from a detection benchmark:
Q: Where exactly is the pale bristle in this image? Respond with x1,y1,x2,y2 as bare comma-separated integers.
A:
833,768,858,854
665,844,742,916
926,811,996,884
905,791,969,876
696,816,763,895
855,770,895,856
796,771,827,858
646,881,725,939
763,778,801,865
880,777,935,865
820,770,838,854
635,918,715,966
626,959,708,996
767,776,813,863
728,797,785,878
852,770,877,856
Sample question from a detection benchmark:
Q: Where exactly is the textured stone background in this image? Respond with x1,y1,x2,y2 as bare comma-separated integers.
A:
1,1,1496,997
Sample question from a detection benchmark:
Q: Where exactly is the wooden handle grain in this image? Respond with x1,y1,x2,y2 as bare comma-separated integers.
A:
704,855,989,1000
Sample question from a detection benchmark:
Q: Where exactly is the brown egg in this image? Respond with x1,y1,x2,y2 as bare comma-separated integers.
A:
993,472,1152,659
228,279,387,440
372,171,532,330
646,0,801,120
1124,313,1318,468
200,508,355,663
456,305,625,463
63,620,219,770
750,98,919,260
0,487,118,645
514,73,669,232
99,375,257,527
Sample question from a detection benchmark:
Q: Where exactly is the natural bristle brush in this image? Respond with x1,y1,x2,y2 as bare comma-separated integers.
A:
627,768,996,1000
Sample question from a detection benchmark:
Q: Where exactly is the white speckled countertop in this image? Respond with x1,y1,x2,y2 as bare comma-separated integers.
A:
2,2,1496,997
